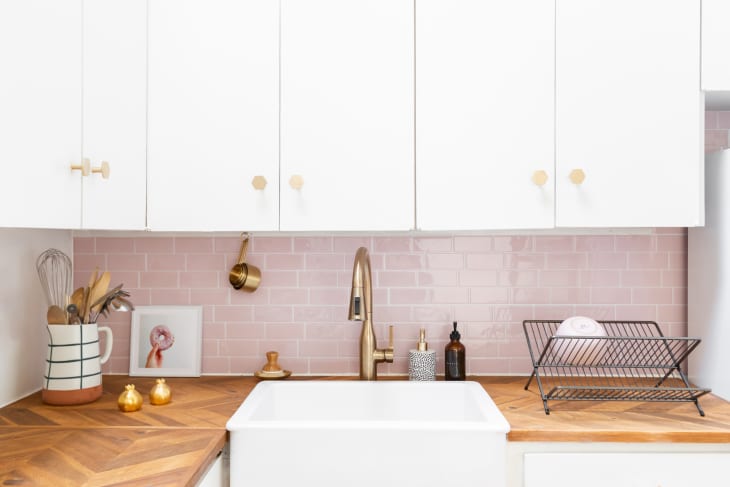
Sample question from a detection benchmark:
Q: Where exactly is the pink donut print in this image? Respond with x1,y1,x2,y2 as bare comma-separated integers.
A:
150,325,175,351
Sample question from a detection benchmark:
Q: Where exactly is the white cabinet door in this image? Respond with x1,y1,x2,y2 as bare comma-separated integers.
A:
416,0,554,231
702,0,730,91
524,452,730,487
0,0,82,229
82,0,147,230
280,0,414,231
555,0,702,227
148,0,279,231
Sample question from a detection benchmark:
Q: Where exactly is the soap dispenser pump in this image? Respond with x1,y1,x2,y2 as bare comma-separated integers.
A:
408,328,436,381
445,321,466,381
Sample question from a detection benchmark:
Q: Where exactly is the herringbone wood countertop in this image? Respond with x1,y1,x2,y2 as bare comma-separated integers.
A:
2,375,730,485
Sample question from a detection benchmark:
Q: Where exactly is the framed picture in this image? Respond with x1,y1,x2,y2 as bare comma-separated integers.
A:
129,305,203,377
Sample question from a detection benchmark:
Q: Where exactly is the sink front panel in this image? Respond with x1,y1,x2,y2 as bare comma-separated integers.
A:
227,381,509,487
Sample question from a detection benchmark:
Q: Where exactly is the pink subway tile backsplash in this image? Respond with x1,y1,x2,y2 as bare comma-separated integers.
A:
76,232,694,375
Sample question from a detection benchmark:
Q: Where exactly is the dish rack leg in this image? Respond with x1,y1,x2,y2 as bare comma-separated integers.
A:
695,399,706,417
525,370,536,390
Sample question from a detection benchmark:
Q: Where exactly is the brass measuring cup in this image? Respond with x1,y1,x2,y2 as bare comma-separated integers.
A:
228,234,261,292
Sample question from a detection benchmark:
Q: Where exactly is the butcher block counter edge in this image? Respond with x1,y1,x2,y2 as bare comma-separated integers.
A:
3,375,730,486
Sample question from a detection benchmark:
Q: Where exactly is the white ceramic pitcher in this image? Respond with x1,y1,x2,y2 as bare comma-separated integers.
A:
42,323,113,405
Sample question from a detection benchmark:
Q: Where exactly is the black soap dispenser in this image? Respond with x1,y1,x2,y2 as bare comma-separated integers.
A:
444,321,466,381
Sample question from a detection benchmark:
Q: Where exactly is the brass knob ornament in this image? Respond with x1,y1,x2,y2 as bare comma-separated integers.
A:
569,168,586,185
289,174,304,190
149,378,172,405
118,384,143,412
92,161,110,179
532,170,548,187
251,175,267,190
70,158,91,176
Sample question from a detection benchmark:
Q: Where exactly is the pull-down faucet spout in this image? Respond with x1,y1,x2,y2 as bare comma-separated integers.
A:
348,247,393,380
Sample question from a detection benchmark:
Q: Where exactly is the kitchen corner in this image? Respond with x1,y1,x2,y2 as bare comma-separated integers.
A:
3,375,730,486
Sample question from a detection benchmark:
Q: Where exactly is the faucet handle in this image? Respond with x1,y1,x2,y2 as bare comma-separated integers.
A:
385,325,395,363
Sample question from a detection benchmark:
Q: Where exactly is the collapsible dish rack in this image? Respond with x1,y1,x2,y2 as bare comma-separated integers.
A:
523,320,711,416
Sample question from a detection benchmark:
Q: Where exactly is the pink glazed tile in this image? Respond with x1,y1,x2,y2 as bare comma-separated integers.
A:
265,270,299,287
719,111,730,129
581,270,620,287
657,235,687,252
498,270,538,287
493,236,532,252
535,236,574,252
333,237,372,253
591,288,631,304
512,288,550,304
253,236,292,253
432,287,469,304
550,287,590,304
532,305,574,320
455,305,495,321
373,237,412,252
107,254,146,272
266,323,305,340
413,237,453,252
226,322,265,339
418,270,458,286
73,254,107,273
459,270,498,286
706,111,719,129
181,271,221,289
215,305,254,322
466,253,503,269
575,235,614,251
632,288,673,305
385,254,424,270
539,270,579,287
628,252,669,269
672,288,688,305
265,254,304,270
269,288,308,305
174,237,214,253
670,252,687,270
586,253,627,269
377,271,417,287
309,288,349,306
658,305,687,323
615,305,657,321
186,254,225,271
294,237,333,252
454,236,492,252
149,289,190,305
213,237,241,254
135,237,174,253
305,253,346,270
140,271,178,288
96,237,135,253
621,270,662,287
148,254,185,271
74,237,95,253
502,254,544,269
616,235,655,252
471,287,510,304
191,289,229,305
253,306,292,323
546,253,587,269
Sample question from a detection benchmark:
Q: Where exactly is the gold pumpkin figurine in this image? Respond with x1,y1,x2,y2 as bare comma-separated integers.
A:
118,384,143,412
149,378,171,405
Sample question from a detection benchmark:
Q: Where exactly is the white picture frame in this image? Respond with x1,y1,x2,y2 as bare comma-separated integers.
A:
129,305,203,377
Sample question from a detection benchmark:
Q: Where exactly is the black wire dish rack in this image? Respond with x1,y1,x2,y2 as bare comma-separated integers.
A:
523,320,711,416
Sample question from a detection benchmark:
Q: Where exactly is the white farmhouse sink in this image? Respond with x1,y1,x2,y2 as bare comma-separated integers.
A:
226,381,510,487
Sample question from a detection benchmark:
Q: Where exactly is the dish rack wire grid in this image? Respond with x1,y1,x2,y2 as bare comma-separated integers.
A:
523,320,711,416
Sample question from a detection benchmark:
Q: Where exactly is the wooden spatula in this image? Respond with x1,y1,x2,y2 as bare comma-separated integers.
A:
47,305,67,325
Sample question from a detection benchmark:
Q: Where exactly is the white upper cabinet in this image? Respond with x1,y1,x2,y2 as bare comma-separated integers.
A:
555,0,702,227
82,0,147,230
416,0,555,231
147,0,279,231
0,1,83,229
702,0,730,91
279,0,414,231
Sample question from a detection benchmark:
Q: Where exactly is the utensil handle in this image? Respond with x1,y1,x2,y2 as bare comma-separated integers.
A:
98,326,114,365
236,236,249,265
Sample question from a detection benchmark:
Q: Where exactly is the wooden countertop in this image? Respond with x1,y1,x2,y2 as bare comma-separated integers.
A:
2,375,730,485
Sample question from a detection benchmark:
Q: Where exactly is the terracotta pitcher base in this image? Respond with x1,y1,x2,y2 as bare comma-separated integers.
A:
42,385,103,406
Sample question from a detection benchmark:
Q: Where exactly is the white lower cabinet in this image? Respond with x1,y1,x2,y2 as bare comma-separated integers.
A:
196,444,229,487
510,443,730,487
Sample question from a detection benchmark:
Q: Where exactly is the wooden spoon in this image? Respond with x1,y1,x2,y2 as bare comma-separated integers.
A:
47,305,67,325
70,287,84,310
90,271,111,314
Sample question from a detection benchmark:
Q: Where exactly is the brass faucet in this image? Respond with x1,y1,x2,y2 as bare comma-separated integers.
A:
348,247,394,380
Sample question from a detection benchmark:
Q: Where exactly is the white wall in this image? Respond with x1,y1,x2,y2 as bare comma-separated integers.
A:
0,228,72,406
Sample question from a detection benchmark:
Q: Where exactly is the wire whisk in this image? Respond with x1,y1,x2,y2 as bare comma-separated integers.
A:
36,248,72,309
